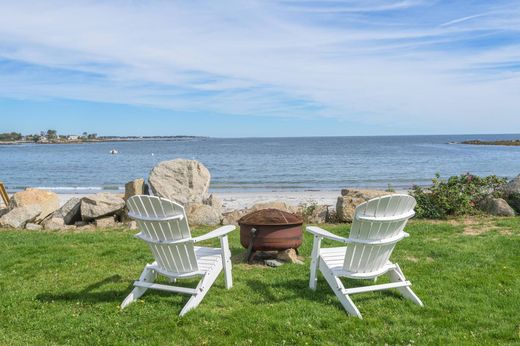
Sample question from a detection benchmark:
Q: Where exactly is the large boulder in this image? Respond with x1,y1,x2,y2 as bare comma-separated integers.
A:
478,197,515,217
187,203,221,226
148,159,211,205
53,197,82,225
124,178,148,200
81,193,125,221
0,205,42,228
336,189,391,223
9,188,59,223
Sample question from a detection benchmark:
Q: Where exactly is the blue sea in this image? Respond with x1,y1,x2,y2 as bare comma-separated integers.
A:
2,134,520,193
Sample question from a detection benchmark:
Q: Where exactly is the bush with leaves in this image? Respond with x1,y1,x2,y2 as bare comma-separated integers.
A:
411,173,507,219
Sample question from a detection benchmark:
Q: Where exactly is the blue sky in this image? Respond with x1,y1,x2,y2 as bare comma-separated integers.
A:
0,0,519,137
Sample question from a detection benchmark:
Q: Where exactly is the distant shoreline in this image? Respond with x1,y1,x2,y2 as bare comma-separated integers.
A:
460,139,520,146
0,136,207,145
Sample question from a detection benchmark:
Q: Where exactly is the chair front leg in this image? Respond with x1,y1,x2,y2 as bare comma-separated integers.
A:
219,235,233,289
309,235,322,290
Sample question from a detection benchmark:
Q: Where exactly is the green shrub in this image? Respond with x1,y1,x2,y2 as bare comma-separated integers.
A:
411,173,506,219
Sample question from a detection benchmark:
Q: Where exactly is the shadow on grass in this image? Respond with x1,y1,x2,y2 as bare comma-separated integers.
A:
245,277,404,307
36,275,132,304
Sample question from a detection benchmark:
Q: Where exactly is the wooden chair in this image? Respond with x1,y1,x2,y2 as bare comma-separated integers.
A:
307,194,423,319
121,195,235,316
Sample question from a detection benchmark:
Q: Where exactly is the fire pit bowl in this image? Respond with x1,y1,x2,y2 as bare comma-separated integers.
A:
238,208,303,252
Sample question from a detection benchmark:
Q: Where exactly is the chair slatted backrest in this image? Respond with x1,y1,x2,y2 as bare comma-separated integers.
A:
342,194,416,274
127,195,199,274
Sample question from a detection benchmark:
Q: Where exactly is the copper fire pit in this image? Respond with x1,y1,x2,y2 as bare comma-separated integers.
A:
238,209,303,261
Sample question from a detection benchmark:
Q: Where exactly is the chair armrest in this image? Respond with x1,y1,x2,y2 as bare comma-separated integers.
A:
192,225,236,243
306,226,350,244
135,232,194,245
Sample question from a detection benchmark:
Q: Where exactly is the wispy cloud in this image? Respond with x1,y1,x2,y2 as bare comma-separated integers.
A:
0,0,519,133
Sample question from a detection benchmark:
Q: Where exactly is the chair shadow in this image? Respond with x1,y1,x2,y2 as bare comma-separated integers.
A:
36,275,132,304
245,277,403,307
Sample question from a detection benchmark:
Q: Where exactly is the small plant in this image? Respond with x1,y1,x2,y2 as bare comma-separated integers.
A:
411,173,507,219
298,202,318,223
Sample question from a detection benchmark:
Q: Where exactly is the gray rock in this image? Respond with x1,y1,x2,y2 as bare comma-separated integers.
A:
127,220,138,230
94,215,117,228
9,188,59,223
503,174,520,195
299,204,329,224
187,203,221,226
124,178,148,200
25,223,43,231
203,194,223,212
336,189,392,223
0,208,8,218
43,217,74,230
81,193,125,221
265,259,284,267
478,197,515,216
77,224,95,231
149,159,211,205
222,209,249,226
0,205,42,229
53,197,82,225
277,249,304,265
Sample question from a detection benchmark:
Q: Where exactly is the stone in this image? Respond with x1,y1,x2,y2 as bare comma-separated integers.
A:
124,178,148,200
222,209,249,226
203,194,223,211
77,224,95,231
43,217,74,230
148,159,211,205
81,193,125,221
277,249,304,265
187,203,221,226
0,208,8,218
336,189,391,222
250,201,297,213
74,221,89,227
25,223,43,231
503,174,520,195
53,197,82,225
0,205,42,229
299,204,329,224
127,220,138,230
265,259,283,267
94,215,117,228
478,197,515,217
9,188,59,223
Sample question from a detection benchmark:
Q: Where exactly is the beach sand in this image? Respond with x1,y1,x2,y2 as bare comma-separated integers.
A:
57,190,339,211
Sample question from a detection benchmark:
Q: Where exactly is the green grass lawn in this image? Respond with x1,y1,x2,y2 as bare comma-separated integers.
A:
1,218,519,345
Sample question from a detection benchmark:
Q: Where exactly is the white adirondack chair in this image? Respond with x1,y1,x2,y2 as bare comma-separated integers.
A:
121,195,235,316
307,194,423,319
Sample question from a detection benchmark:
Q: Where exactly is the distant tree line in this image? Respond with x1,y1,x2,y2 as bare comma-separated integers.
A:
0,132,22,141
0,130,98,142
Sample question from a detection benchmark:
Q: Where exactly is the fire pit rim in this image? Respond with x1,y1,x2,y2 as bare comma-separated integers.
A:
237,208,303,227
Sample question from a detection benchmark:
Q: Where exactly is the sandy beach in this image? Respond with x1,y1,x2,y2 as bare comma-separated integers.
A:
57,190,340,212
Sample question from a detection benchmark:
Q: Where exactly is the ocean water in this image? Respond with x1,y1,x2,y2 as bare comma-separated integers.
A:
2,134,520,193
